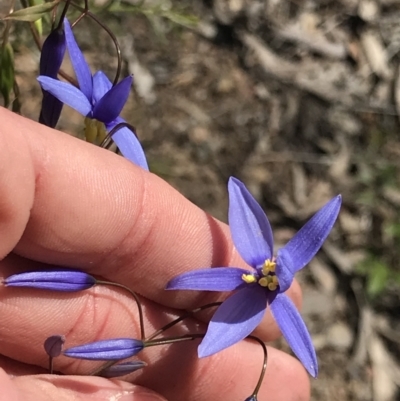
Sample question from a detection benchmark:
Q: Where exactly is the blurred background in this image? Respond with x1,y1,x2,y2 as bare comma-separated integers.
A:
2,0,400,399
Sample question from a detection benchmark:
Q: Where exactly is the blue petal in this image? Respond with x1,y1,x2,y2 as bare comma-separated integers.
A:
5,269,96,292
106,118,149,170
93,76,132,124
228,177,273,268
166,267,250,291
64,338,144,361
40,28,66,77
270,293,317,377
64,18,93,101
39,91,64,128
37,76,92,117
277,195,341,278
274,249,295,292
198,286,267,357
92,71,112,103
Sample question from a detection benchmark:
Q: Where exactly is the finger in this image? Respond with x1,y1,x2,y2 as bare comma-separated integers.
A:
0,369,167,401
0,272,310,401
137,342,310,401
0,107,302,345
0,248,298,379
0,354,47,376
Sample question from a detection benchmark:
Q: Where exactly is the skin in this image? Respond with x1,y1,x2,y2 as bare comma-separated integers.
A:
0,107,310,401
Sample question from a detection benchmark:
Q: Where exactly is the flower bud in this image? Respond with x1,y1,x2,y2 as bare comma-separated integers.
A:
4,269,96,292
64,338,144,361
100,360,147,378
39,26,66,127
44,335,66,358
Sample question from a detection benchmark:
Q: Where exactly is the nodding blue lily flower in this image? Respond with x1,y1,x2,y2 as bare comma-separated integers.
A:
4,269,96,292
64,338,144,360
37,18,148,170
44,335,66,358
100,360,147,378
39,26,66,128
167,177,342,377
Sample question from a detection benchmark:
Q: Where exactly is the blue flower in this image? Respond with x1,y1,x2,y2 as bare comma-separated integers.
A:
64,338,144,360
4,269,96,292
167,177,342,377
37,19,148,170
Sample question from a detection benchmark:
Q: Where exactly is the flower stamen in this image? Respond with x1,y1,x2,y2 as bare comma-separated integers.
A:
242,274,257,284
261,259,276,275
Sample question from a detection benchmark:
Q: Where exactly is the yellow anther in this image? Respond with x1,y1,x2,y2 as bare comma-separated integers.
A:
267,276,279,291
262,259,276,275
242,274,257,284
258,277,270,287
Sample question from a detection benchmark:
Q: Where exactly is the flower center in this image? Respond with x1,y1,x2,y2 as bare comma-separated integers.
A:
241,259,279,291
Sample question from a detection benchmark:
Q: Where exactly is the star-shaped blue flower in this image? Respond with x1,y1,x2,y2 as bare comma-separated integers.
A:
167,177,342,377
37,19,148,170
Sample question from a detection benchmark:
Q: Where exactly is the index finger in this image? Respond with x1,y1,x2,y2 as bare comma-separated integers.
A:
0,107,301,323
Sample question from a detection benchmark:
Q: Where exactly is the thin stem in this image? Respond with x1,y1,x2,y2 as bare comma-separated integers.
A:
2,0,15,49
89,360,116,376
56,0,72,30
48,356,54,374
247,336,268,397
99,122,138,150
145,302,222,341
95,280,145,340
145,333,204,347
67,0,122,85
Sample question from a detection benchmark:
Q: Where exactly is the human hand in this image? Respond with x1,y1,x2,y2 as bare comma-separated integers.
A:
0,107,310,401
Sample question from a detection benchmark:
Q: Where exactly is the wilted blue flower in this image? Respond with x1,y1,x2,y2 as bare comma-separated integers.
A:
64,338,144,360
37,19,148,170
100,360,147,378
4,269,96,292
44,335,66,357
167,177,342,377
39,26,66,128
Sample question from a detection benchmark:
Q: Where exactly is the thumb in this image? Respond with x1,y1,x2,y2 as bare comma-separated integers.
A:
0,369,167,401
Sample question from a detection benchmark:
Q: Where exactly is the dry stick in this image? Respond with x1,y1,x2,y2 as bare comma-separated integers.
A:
96,280,145,340
67,0,122,85
1,0,15,49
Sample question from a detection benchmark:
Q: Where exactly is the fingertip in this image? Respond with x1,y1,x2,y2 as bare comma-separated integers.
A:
0,368,19,401
13,375,168,401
